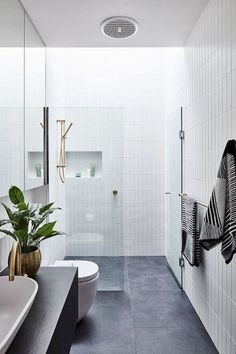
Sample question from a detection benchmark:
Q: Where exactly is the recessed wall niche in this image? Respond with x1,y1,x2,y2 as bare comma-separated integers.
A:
66,151,102,178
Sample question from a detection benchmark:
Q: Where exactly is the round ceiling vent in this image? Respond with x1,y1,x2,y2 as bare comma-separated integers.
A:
101,17,138,39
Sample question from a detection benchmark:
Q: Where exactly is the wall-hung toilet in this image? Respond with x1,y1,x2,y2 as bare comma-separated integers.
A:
54,260,99,321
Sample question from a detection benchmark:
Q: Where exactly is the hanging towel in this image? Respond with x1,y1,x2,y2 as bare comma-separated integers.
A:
200,140,236,264
182,196,200,267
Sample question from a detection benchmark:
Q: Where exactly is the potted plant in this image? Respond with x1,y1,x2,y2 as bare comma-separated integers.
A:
0,185,64,277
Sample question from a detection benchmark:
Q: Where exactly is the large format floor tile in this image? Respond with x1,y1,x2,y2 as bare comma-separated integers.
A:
135,327,218,354
70,256,218,354
70,291,135,354
129,288,201,327
65,256,125,290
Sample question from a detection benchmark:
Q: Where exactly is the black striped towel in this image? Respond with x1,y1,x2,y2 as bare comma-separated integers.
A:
200,140,236,264
182,196,200,267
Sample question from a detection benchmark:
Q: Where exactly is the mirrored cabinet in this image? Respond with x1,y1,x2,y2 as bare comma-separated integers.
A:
0,0,47,197
0,0,25,197
24,14,46,190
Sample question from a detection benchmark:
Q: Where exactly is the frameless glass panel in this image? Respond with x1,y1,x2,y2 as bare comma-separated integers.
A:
24,14,46,190
165,107,182,286
0,0,25,196
61,107,124,291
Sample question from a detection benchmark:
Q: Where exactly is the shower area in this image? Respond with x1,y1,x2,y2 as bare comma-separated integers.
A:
62,107,124,291
48,48,167,292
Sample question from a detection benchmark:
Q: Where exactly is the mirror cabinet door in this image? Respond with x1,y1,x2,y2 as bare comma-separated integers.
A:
24,13,46,190
0,0,25,197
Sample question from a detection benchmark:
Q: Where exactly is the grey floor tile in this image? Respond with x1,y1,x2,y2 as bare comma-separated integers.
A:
65,256,125,291
87,291,133,327
71,322,135,354
128,265,179,292
130,289,202,329
70,291,135,354
70,256,218,354
135,327,218,354
126,256,167,268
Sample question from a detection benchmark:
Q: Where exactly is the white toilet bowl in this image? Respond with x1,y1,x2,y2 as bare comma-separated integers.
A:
54,260,99,321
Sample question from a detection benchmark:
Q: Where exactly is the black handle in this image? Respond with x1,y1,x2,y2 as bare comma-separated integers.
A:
43,107,49,185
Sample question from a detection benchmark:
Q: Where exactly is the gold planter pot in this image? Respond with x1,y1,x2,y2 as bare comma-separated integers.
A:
21,248,42,277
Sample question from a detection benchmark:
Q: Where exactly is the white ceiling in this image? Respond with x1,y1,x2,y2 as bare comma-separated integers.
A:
20,0,209,47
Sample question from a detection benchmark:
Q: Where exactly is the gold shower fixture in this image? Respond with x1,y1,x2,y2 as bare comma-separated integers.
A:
57,119,73,183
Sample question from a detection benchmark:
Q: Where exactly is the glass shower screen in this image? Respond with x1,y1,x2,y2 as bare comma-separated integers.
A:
165,107,183,287
63,107,124,291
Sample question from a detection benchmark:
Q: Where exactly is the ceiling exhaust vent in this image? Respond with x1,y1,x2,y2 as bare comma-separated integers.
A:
101,17,138,39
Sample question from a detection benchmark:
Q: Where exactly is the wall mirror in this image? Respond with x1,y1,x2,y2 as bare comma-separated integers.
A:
24,13,46,190
0,0,25,197
0,0,47,198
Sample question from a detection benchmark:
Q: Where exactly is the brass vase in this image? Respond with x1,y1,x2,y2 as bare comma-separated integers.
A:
21,247,42,277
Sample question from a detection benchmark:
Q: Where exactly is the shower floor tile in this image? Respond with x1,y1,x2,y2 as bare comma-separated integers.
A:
65,256,125,290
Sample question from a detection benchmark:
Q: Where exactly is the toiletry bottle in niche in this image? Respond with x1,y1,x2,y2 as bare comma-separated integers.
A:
86,168,91,177
36,164,42,177
90,164,95,177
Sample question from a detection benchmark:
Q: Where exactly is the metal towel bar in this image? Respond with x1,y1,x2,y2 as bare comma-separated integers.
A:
178,193,208,208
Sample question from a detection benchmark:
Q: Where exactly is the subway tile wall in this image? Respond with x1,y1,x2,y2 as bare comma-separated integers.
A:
64,107,124,257
123,104,165,255
46,48,166,256
165,0,236,352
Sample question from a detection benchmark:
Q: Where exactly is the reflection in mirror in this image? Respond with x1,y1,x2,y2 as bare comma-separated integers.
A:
0,0,25,197
24,14,46,190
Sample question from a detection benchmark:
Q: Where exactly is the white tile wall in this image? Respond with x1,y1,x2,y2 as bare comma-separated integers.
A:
165,0,236,352
46,48,166,256
64,107,124,257
123,104,165,256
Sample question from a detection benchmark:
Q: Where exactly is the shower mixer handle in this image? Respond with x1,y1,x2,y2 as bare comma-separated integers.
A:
63,122,73,138
113,190,118,195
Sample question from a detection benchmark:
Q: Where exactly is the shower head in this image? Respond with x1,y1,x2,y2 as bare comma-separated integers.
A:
101,16,138,39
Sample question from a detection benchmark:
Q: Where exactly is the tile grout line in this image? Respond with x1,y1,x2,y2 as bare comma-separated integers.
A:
126,257,138,354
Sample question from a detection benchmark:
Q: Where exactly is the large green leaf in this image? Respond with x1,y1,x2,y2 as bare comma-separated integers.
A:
0,229,16,239
41,230,65,241
40,207,62,219
43,207,61,214
39,202,54,215
0,220,16,227
9,186,24,205
36,221,56,237
1,203,13,220
17,202,28,210
31,230,65,246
